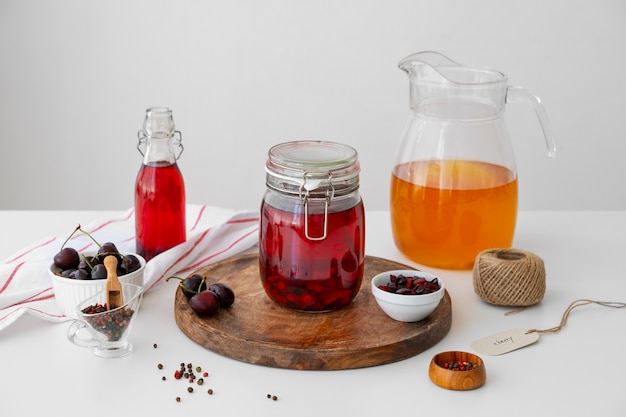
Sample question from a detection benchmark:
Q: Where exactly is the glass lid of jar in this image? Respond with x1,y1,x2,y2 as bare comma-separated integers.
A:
267,140,358,172
265,140,360,194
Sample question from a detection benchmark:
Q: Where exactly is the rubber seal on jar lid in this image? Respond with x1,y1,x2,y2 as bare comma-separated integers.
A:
265,141,360,196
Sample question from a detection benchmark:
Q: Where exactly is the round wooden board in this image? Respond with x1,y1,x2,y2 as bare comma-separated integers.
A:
174,253,452,370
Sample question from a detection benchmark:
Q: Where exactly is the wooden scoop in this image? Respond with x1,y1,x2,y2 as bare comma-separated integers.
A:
104,255,124,310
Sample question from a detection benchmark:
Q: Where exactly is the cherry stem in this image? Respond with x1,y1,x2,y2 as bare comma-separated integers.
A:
80,253,95,271
60,225,81,249
166,276,184,282
165,276,206,294
60,224,103,250
78,227,102,248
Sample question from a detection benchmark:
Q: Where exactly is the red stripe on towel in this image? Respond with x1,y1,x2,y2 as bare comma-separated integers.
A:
179,226,259,274
146,228,213,292
4,237,57,264
190,205,207,231
0,262,25,293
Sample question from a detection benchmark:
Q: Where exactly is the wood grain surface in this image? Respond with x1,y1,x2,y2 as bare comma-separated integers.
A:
174,253,452,370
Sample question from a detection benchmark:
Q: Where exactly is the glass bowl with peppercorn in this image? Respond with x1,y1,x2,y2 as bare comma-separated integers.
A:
428,351,486,390
370,269,444,322
67,282,143,358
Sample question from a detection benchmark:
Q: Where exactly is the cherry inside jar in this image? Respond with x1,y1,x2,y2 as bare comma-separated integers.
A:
259,141,365,312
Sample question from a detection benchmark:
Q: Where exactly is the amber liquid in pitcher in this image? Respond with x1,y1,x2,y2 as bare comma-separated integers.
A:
390,159,517,269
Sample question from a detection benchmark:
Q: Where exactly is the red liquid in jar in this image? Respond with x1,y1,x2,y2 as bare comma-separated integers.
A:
135,162,186,261
259,200,365,311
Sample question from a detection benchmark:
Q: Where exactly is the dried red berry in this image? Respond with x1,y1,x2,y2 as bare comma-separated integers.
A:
440,360,479,371
378,274,440,295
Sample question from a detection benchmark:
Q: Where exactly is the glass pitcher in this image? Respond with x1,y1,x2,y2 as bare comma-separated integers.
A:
390,51,556,270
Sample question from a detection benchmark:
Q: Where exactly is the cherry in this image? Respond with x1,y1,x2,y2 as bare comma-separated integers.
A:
208,283,235,308
54,247,80,270
61,269,76,278
167,275,236,316
167,274,207,299
189,290,220,316
91,263,107,279
97,242,119,262
118,254,141,275
78,255,96,271
73,268,91,280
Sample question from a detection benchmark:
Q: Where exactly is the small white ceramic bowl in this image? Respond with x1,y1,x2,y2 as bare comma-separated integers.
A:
371,269,444,322
49,252,145,319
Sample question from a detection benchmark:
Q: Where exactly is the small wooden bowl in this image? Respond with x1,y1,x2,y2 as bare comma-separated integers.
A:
428,351,486,390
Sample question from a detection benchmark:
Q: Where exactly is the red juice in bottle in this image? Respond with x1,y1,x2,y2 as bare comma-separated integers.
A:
135,161,186,261
134,107,186,262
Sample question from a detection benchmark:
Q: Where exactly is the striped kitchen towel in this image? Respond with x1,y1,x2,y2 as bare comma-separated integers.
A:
0,205,259,331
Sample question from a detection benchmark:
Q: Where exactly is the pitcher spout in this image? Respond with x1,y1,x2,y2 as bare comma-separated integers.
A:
399,50,509,121
399,50,461,79
400,50,507,86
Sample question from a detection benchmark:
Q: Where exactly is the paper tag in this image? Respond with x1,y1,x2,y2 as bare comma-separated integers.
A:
471,328,539,356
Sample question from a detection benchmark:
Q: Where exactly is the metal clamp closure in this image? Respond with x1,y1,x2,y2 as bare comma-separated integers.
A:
137,130,184,160
299,172,335,241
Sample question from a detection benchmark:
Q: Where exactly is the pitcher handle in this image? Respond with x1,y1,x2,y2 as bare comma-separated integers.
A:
506,86,557,158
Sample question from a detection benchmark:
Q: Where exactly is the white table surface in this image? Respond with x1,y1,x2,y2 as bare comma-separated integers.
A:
1,210,625,416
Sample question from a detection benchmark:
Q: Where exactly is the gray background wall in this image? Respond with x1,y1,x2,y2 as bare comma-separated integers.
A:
1,0,624,212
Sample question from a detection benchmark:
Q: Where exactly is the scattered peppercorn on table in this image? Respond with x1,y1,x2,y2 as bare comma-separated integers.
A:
1,210,624,416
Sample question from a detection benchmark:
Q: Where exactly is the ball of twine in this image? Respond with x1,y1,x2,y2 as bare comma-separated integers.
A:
473,248,546,307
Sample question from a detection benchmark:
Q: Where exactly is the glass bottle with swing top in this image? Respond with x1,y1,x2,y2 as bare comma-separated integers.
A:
134,107,186,261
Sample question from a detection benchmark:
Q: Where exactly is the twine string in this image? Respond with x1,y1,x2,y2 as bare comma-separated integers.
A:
473,248,546,307
473,249,626,335
526,299,626,335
